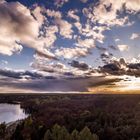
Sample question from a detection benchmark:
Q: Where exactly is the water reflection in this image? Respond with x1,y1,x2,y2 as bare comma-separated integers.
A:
0,103,28,124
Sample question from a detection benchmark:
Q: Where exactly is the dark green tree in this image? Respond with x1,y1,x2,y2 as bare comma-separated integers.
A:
0,122,6,138
79,126,98,140
44,129,52,140
71,129,80,140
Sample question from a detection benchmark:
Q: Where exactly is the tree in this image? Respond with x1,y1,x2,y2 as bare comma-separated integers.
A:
0,122,6,138
44,129,52,140
79,126,98,140
51,124,70,140
71,129,80,140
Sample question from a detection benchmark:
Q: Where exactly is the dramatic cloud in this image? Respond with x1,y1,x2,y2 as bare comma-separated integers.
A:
0,0,140,93
0,1,59,60
100,58,140,77
0,69,43,79
0,70,119,93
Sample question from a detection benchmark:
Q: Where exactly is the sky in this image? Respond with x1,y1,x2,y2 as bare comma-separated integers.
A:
0,0,140,93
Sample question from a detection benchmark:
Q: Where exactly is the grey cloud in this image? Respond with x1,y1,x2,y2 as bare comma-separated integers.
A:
0,75,117,93
100,58,140,77
0,69,43,79
96,46,107,51
109,45,117,50
69,60,89,71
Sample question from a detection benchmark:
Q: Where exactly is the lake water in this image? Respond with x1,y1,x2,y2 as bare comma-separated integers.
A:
0,103,28,124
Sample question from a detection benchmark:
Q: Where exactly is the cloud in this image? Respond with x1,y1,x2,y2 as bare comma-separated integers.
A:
118,44,129,51
96,46,107,51
55,47,89,59
100,58,140,77
1,60,8,65
0,70,119,93
109,45,117,50
68,10,80,21
100,51,113,63
46,9,62,18
83,0,139,28
69,60,89,70
46,9,73,39
80,0,88,3
0,69,44,79
35,50,58,60
54,0,69,8
130,33,140,40
75,38,95,49
115,39,120,42
55,18,73,39
0,1,60,61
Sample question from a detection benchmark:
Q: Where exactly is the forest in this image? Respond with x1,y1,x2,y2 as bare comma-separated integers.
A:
0,94,140,140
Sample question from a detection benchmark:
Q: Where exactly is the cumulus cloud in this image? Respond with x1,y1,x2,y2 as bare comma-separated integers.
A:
130,33,140,40
75,38,95,49
0,0,140,80
55,47,89,59
83,0,139,28
55,19,73,39
0,0,58,59
118,44,129,51
100,58,140,77
46,9,73,39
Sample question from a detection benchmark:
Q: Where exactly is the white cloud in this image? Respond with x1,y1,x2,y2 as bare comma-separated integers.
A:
55,19,73,39
118,45,129,51
55,47,89,59
46,9,62,18
130,33,140,40
83,0,139,27
1,60,8,65
46,9,73,39
75,38,95,49
115,38,120,42
68,10,80,21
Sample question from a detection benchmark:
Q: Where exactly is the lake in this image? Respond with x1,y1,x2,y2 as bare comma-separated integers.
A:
0,103,28,124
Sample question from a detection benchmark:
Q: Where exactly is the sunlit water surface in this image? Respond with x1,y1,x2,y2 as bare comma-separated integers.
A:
0,103,28,124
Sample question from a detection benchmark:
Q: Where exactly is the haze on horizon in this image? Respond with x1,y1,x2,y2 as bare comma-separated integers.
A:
0,0,140,93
